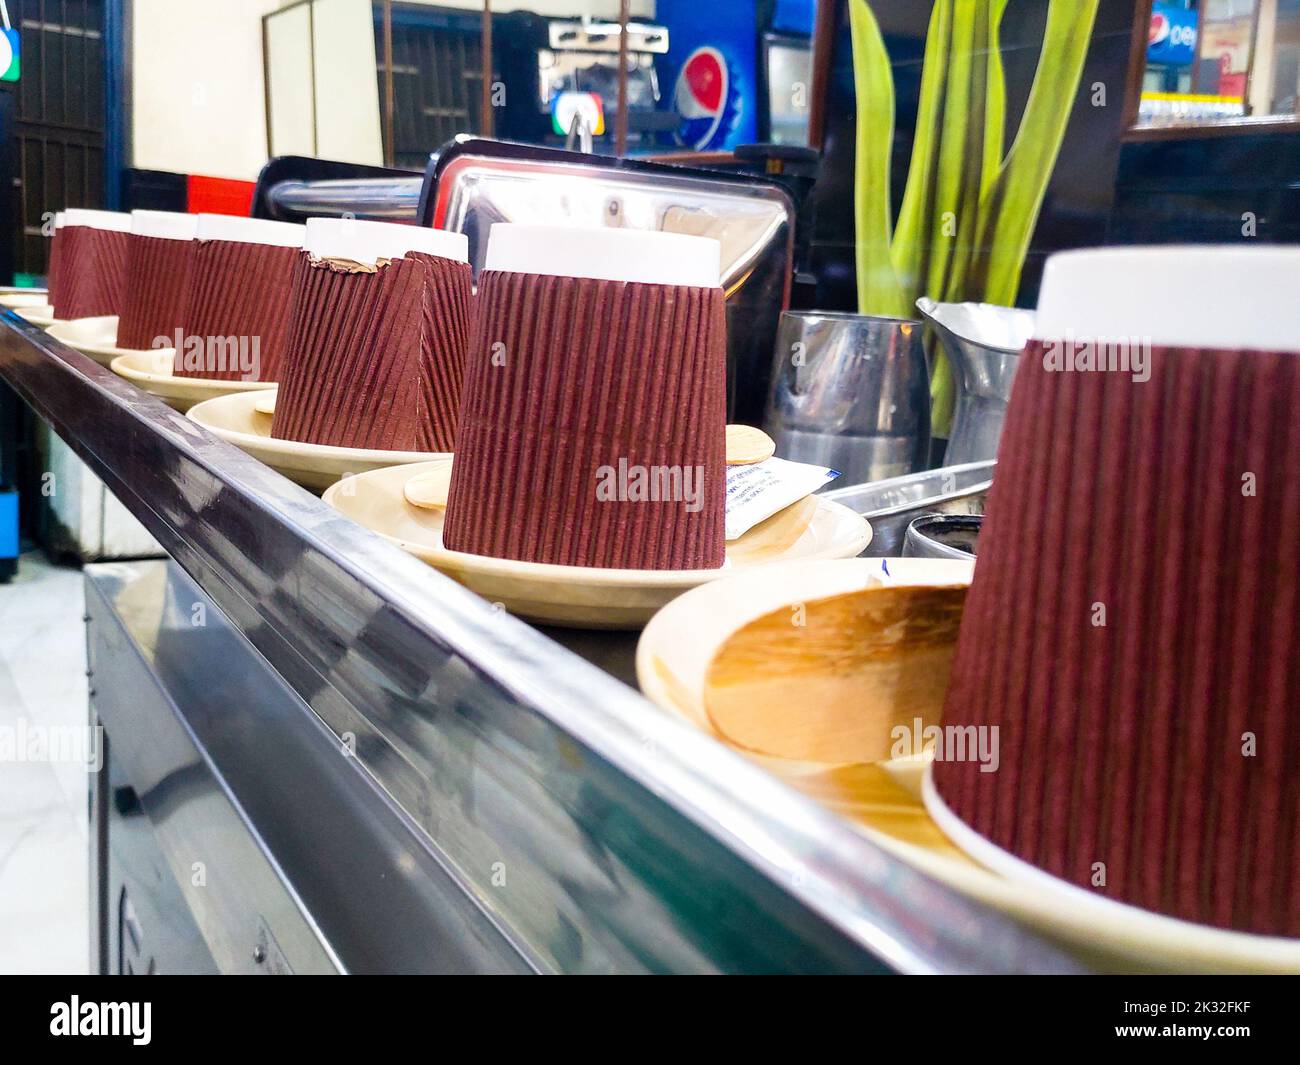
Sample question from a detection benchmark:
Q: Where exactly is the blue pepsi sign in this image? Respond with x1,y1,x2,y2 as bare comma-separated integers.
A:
1148,3,1198,67
658,0,757,151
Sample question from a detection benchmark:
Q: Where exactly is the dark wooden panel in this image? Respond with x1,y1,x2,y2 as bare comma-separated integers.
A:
9,0,109,278
1111,130,1300,245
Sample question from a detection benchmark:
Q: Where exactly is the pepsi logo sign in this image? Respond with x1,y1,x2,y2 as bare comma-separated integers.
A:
1150,11,1196,50
674,47,730,151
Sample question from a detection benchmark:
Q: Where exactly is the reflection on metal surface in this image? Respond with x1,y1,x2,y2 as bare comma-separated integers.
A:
4,314,1083,973
86,560,524,974
433,152,787,288
429,140,794,423
916,299,1034,465
267,177,425,221
822,462,993,558
765,311,931,488
903,514,984,561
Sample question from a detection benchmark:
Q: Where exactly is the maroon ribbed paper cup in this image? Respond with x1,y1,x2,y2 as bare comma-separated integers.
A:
52,209,132,320
173,214,305,382
272,218,473,452
116,210,198,351
442,223,727,570
46,212,68,308
930,247,1300,937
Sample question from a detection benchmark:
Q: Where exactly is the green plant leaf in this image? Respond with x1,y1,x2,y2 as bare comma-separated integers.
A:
941,1,994,303
969,0,1101,305
981,0,1010,201
849,0,909,318
891,0,952,305
925,1,984,303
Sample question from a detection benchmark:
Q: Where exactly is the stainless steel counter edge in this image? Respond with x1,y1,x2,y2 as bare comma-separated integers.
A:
1,313,1083,973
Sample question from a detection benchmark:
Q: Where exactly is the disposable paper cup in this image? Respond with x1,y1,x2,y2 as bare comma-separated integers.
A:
46,212,67,310
52,209,132,320
933,246,1300,936
173,215,306,382
442,223,728,570
272,220,473,451
116,211,199,351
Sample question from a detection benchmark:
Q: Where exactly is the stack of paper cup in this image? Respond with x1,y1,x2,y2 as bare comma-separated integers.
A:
931,247,1300,936
46,212,67,308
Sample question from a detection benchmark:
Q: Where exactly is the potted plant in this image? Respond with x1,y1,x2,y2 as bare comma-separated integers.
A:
849,0,1101,434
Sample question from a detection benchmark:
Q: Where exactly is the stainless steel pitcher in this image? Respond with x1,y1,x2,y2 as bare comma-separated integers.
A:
916,298,1036,466
763,311,931,488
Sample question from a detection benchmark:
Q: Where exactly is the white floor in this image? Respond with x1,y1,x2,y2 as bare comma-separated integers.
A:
0,550,90,974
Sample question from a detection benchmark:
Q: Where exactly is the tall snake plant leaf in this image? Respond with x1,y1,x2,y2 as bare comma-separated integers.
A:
850,0,909,318
940,1,994,303
925,0,985,306
891,0,952,304
981,0,1010,202
970,0,1101,305
930,2,998,434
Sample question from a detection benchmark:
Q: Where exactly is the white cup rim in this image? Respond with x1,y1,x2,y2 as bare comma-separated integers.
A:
484,223,722,288
304,218,468,266
1035,246,1300,351
62,208,132,233
195,214,306,249
132,210,199,241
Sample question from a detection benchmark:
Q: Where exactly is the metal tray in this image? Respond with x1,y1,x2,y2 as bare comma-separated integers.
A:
823,461,994,557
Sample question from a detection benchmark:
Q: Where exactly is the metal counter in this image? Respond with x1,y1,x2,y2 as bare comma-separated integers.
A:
1,313,1081,973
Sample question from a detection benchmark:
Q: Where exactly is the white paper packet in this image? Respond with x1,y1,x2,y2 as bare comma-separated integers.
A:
724,457,840,541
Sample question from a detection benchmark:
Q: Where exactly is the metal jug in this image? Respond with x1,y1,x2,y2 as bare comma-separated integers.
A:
763,311,931,488
917,298,1036,466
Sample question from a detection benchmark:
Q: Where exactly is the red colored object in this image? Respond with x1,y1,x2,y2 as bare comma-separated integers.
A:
934,342,1300,936
186,174,256,217
442,271,728,570
683,49,726,113
274,254,473,452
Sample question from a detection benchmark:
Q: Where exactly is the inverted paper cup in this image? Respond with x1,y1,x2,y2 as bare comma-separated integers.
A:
52,208,132,321
46,211,67,311
116,210,199,352
173,214,305,383
441,223,728,571
271,218,472,453
932,246,1300,936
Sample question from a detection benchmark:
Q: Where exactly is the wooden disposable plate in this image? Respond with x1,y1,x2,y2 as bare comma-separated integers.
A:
8,301,58,326
704,582,966,763
322,461,874,628
46,316,126,367
111,349,274,413
0,291,52,311
402,458,454,509
187,391,447,492
636,557,1300,972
